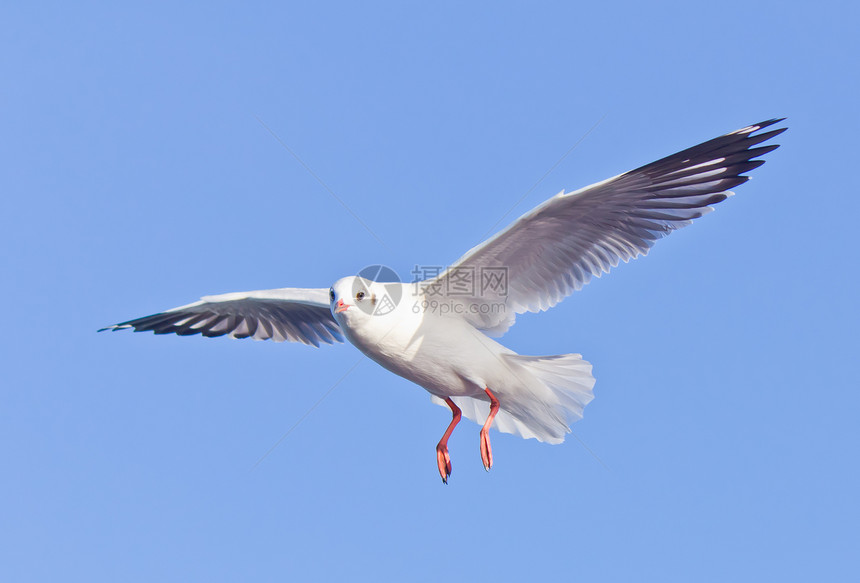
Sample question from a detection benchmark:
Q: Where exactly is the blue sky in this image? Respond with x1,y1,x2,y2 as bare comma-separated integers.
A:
2,2,858,581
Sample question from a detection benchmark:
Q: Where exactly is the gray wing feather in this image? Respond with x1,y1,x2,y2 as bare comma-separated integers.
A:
426,119,786,335
99,287,342,347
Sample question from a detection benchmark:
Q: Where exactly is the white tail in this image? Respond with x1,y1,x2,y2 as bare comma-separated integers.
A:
431,353,596,444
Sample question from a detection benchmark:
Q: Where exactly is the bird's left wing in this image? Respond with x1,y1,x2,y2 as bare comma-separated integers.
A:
423,119,786,336
99,287,342,347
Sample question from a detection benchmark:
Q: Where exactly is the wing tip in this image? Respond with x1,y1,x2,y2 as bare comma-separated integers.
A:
97,324,130,333
730,117,787,138
748,117,787,132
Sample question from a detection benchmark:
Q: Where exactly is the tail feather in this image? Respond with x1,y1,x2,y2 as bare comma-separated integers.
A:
430,353,595,444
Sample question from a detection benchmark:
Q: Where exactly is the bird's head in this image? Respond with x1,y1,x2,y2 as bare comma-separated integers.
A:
330,276,396,323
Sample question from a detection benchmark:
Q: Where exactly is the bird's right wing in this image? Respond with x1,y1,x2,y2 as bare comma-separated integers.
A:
99,287,342,347
422,119,786,336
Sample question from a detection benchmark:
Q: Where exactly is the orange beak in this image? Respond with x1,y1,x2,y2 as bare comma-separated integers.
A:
335,299,349,313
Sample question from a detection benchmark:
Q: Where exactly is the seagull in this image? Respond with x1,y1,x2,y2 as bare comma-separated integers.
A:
100,119,786,483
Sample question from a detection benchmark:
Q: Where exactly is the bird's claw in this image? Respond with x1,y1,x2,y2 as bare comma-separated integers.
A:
436,444,452,484
480,429,493,471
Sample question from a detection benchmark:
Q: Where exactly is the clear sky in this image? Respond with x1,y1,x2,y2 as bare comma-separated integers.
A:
2,2,858,581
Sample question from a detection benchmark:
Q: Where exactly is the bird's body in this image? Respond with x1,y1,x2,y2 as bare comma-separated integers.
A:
335,281,509,401
331,279,595,445
101,119,786,482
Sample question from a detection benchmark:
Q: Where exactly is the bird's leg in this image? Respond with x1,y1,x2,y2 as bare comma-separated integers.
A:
436,397,462,484
480,387,500,471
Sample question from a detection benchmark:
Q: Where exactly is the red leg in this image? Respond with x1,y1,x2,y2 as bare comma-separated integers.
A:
480,387,500,471
436,397,462,484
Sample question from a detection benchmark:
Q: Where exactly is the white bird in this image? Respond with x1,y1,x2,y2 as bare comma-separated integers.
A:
101,119,785,483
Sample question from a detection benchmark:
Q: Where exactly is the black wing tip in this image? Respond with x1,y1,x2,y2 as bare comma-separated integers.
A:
97,324,129,333
745,118,788,140
747,144,781,159
745,118,786,133
727,118,787,138
745,121,787,157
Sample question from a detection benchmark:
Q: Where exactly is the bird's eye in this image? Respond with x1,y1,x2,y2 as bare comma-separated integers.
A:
329,289,335,302
356,291,365,301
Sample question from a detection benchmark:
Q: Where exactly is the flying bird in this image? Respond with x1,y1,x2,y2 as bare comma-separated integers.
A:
101,119,786,483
